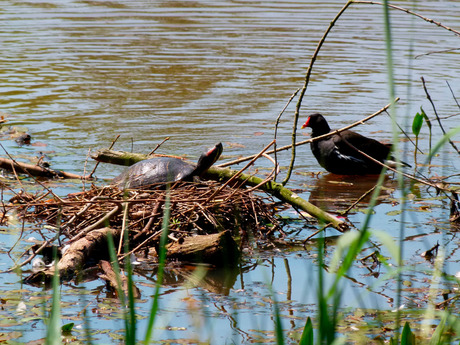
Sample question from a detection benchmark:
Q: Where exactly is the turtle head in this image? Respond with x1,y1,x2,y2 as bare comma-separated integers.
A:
195,142,223,175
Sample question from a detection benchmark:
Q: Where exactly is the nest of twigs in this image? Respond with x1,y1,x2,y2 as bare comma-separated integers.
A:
17,180,281,253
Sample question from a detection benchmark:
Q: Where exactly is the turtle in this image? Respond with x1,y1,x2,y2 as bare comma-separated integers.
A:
112,142,223,189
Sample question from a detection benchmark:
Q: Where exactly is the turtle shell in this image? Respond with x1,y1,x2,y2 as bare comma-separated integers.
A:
113,142,222,190
113,157,196,189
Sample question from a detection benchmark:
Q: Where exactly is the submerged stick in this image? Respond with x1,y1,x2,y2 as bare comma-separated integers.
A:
421,77,460,155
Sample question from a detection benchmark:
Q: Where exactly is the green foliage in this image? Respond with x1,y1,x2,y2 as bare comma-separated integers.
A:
61,322,74,335
412,109,424,165
45,250,62,345
143,187,171,344
401,322,416,345
273,297,284,345
412,111,424,136
106,230,137,345
299,317,313,345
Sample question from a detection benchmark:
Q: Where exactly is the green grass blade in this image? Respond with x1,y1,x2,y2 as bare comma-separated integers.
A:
143,187,171,344
299,317,313,345
120,203,137,345
429,312,447,345
401,322,415,345
45,251,62,345
106,232,132,342
273,297,284,345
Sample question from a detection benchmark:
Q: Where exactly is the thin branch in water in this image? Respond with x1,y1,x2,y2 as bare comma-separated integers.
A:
414,47,460,59
148,137,170,156
273,88,300,181
89,134,120,178
0,143,65,204
341,185,377,216
446,80,460,110
421,76,460,155
283,0,354,186
303,222,333,244
353,1,460,36
384,110,423,154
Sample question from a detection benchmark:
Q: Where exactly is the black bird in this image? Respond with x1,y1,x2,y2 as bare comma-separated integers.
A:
301,113,409,175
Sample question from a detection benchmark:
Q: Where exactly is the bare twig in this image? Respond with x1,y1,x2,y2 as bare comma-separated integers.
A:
415,47,460,59
283,0,354,186
89,134,120,178
203,140,276,205
385,110,424,154
421,77,460,155
273,88,300,181
69,204,121,242
446,81,460,110
353,1,460,36
148,137,170,155
341,185,377,215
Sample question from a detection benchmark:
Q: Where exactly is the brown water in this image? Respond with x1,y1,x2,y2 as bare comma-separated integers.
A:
0,0,459,343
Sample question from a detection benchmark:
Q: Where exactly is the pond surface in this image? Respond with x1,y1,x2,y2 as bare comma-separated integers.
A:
0,0,459,343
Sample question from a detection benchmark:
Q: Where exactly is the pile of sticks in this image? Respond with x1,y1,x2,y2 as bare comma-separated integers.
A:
26,181,280,245
9,180,280,283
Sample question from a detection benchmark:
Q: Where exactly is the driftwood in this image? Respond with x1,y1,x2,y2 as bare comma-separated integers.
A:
57,227,120,276
99,260,141,299
166,230,240,266
24,227,120,285
24,226,239,285
91,149,347,231
0,156,88,180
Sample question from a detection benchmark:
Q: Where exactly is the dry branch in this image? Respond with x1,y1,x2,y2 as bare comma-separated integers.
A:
0,156,88,180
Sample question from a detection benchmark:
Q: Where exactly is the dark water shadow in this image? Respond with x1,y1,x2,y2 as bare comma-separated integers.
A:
308,173,398,213
135,263,240,296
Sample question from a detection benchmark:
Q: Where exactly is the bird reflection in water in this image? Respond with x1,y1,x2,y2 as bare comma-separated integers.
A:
307,173,398,213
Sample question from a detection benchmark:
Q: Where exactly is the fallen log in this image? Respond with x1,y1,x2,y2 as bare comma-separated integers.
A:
166,230,240,266
0,156,89,180
24,227,121,285
24,227,240,285
91,149,347,231
57,227,121,276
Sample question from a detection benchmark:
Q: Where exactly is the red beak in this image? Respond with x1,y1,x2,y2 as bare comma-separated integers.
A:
301,117,311,129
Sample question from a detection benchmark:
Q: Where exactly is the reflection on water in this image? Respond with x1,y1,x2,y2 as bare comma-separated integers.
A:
308,173,398,212
152,264,239,296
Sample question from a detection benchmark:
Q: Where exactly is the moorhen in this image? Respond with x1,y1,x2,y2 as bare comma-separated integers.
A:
301,113,408,175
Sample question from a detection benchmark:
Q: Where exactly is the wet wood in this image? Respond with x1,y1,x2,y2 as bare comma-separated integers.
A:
0,156,89,180
99,260,141,299
24,227,120,284
166,230,240,266
57,227,121,277
90,149,183,167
